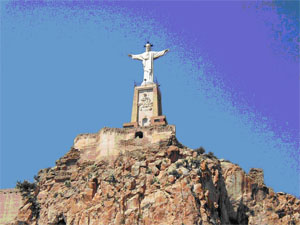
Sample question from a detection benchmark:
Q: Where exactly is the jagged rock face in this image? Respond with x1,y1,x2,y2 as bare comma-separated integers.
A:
13,128,300,225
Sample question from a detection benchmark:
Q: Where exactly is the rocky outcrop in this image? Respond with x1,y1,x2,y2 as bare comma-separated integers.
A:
12,127,300,225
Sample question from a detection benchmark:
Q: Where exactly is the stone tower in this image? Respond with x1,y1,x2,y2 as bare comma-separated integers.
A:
124,43,169,128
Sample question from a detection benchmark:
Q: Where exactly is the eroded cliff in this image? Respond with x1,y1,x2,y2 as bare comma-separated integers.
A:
12,126,300,225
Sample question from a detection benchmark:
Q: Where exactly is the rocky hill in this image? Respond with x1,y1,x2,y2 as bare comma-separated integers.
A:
11,126,300,225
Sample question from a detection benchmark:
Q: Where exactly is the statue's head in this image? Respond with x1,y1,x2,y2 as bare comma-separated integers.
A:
144,41,153,52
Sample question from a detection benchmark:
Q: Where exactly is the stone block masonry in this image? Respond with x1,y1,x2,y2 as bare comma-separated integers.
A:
124,83,166,127
0,189,23,224
74,125,176,162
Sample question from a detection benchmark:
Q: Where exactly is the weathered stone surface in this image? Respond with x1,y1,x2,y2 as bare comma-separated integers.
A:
74,126,176,162
0,189,23,225
9,126,300,225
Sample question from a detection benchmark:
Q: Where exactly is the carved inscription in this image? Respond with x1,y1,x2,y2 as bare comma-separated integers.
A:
139,93,153,111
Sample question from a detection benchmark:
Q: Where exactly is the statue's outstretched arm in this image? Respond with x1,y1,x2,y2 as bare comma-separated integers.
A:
153,49,169,59
128,54,143,61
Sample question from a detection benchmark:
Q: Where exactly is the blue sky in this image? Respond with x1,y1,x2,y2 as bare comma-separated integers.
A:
1,1,299,197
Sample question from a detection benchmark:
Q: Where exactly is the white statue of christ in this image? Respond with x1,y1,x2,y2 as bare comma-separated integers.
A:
128,42,169,85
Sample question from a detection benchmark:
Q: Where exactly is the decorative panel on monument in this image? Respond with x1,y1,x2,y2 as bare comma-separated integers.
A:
138,89,154,126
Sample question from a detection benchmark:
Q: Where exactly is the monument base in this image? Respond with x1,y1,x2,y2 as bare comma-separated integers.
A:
123,82,169,128
123,115,167,128
151,115,167,126
123,122,138,128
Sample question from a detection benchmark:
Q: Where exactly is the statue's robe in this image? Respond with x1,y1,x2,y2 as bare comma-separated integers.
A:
131,50,167,85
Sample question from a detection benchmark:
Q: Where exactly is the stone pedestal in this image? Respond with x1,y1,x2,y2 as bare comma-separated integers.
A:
123,83,167,128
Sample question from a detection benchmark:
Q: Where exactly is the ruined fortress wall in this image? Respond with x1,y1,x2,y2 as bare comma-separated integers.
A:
74,125,176,162
0,189,23,224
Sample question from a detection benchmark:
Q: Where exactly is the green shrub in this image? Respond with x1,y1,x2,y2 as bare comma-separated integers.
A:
194,147,205,155
191,158,201,167
16,180,36,198
207,151,215,158
151,177,160,185
33,175,40,183
64,180,71,187
16,180,40,219
107,174,117,184
169,169,181,179
138,213,143,220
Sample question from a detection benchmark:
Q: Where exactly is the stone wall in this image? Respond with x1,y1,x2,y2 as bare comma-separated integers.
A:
74,125,176,162
0,189,23,224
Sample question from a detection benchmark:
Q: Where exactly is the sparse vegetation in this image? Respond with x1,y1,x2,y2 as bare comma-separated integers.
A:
107,174,117,184
146,168,152,174
64,180,71,187
16,180,36,198
191,158,201,168
33,175,40,183
169,169,181,179
138,213,143,220
151,177,160,184
194,147,205,155
207,151,216,159
16,180,40,219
